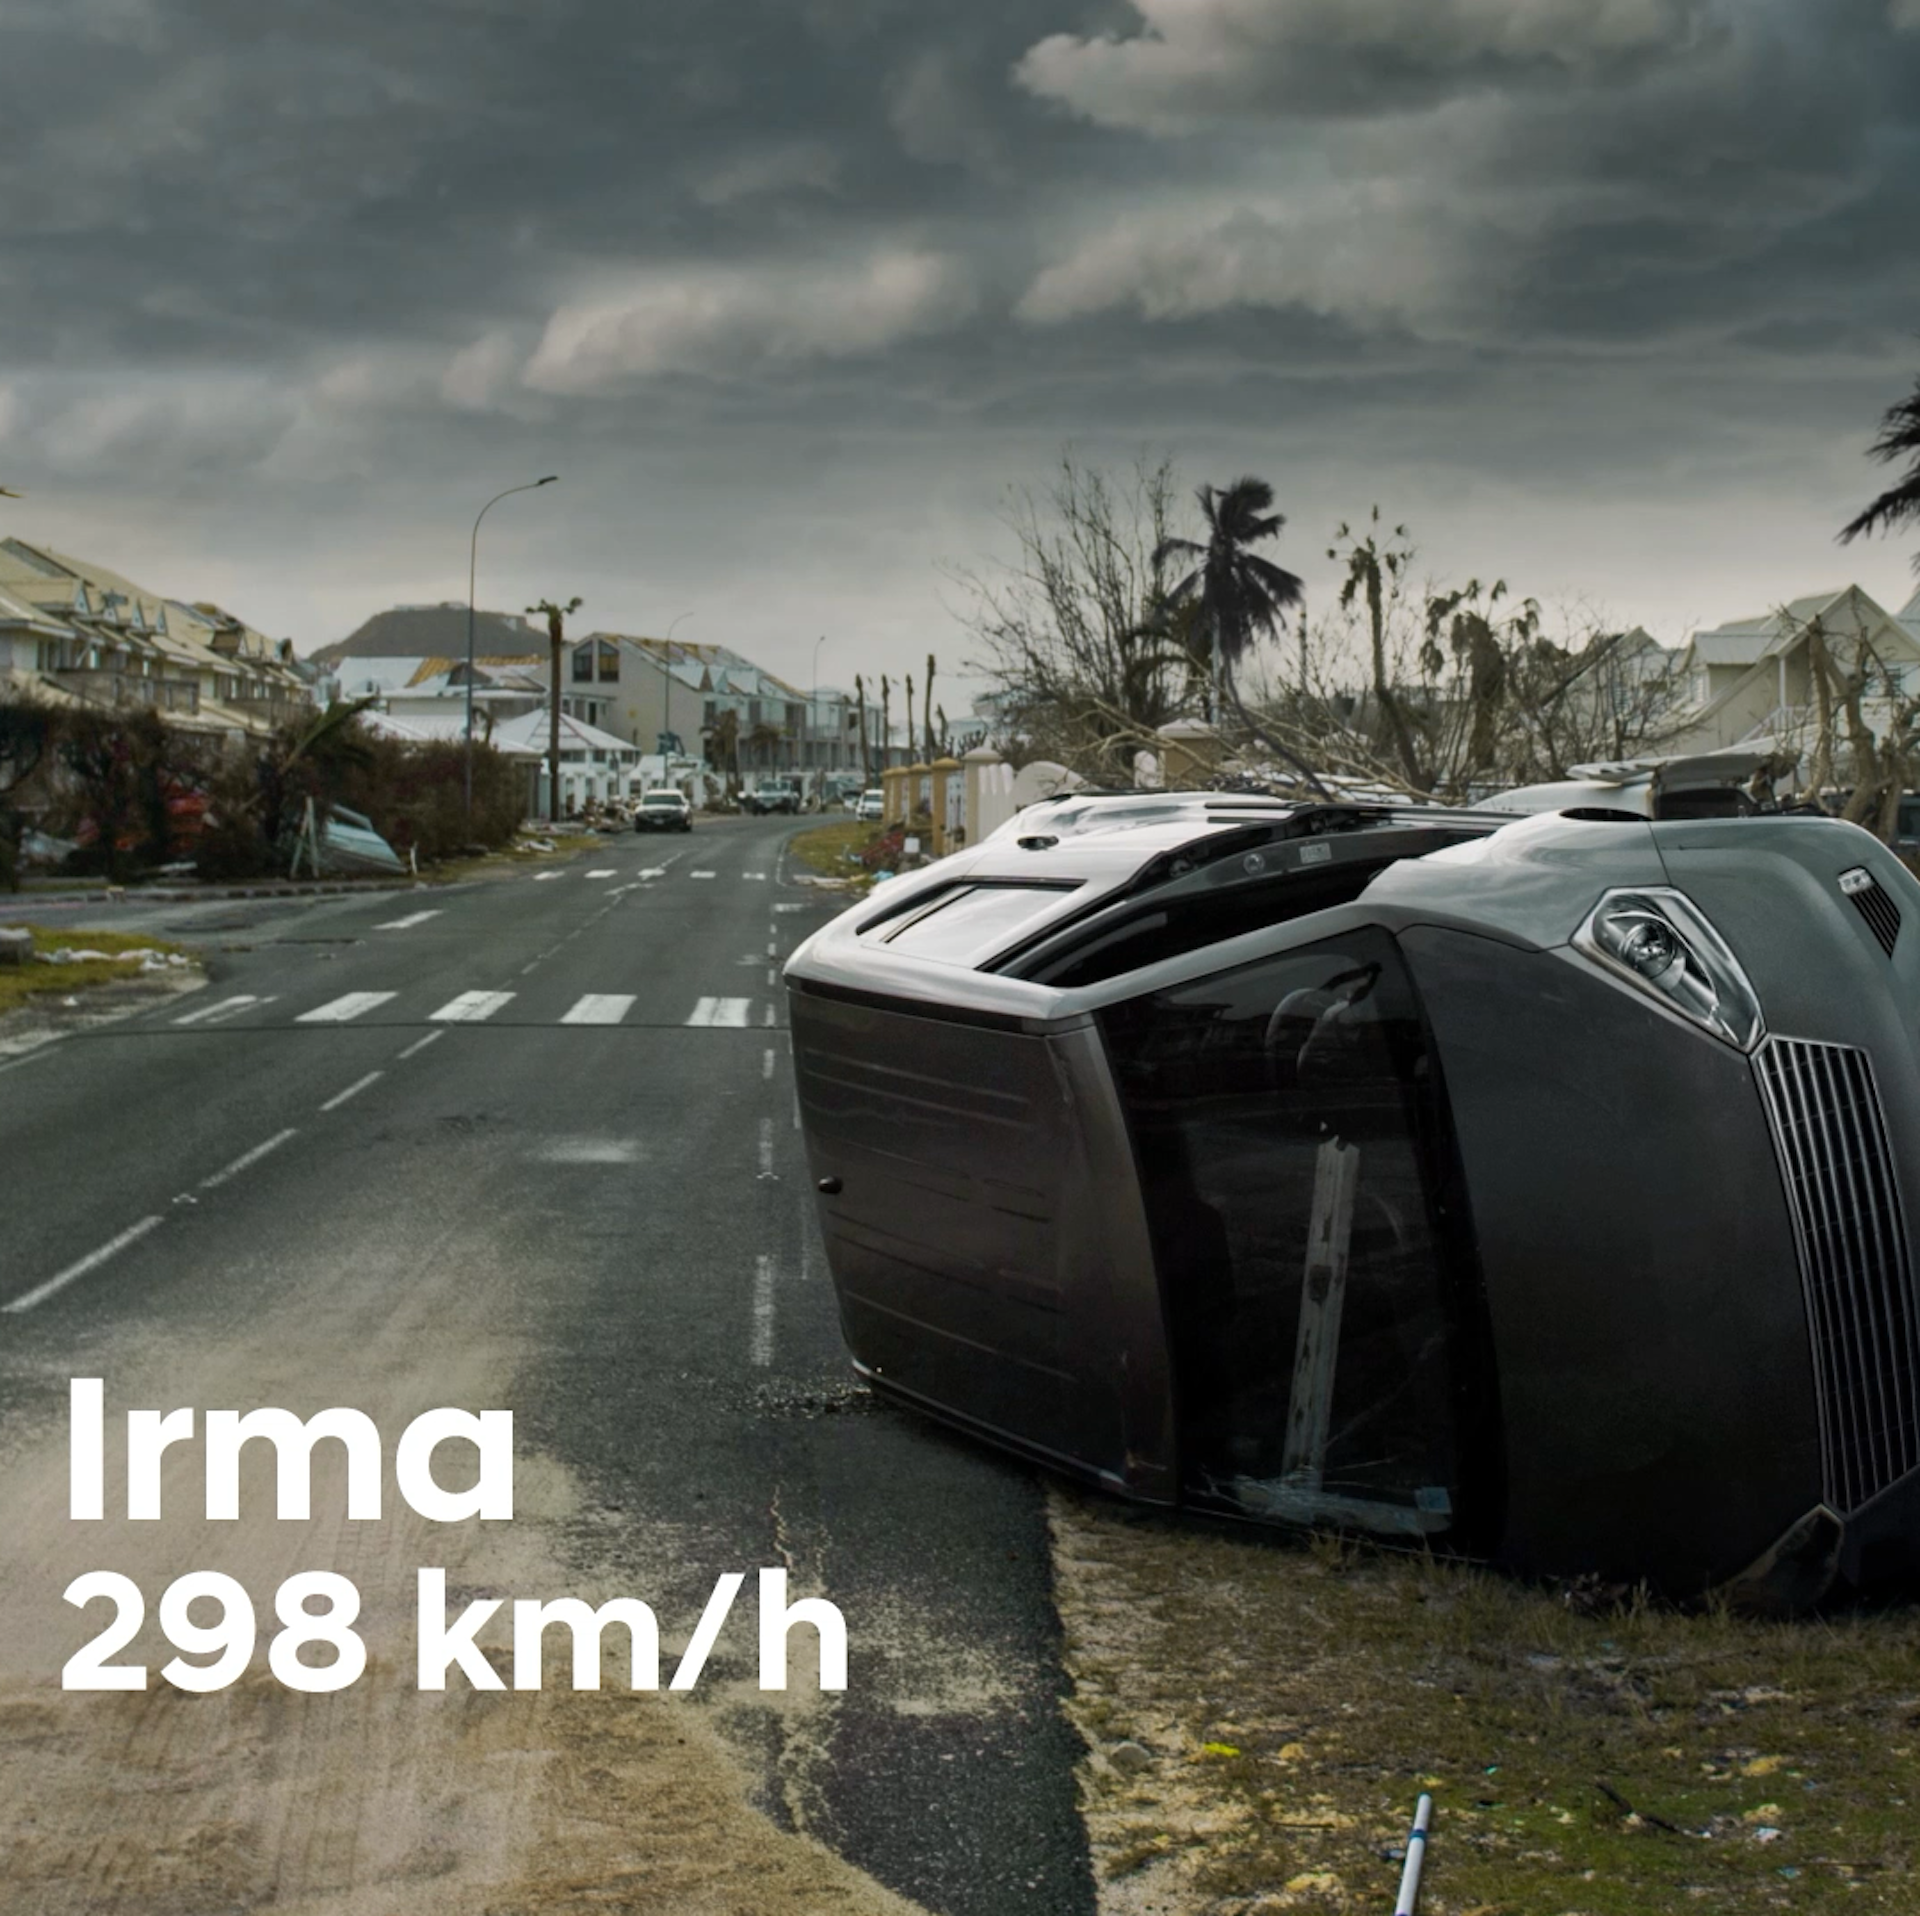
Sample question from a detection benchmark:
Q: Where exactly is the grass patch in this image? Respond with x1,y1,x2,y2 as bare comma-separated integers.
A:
1052,1490,1920,1912
421,832,605,886
787,819,886,892
0,924,197,1015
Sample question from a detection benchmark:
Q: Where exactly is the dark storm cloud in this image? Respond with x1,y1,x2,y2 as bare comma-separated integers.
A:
1,0,1918,662
0,0,1108,369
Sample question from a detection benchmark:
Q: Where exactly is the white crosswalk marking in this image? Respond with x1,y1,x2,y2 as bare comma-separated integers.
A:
689,870,716,880
429,990,515,1023
560,994,636,1025
743,872,768,881
297,992,396,1024
637,867,666,878
375,910,441,930
686,996,751,1028
175,994,260,1026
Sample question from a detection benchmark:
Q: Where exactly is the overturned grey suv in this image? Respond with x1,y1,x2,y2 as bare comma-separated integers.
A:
785,791,1920,1607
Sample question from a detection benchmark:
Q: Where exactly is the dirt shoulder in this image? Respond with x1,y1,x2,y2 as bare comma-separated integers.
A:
0,1191,933,1916
0,924,204,1055
1050,1489,1919,1915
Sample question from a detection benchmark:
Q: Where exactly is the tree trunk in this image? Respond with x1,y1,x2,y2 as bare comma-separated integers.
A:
1367,569,1425,789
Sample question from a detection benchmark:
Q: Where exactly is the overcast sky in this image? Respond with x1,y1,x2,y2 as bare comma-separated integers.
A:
3,0,1918,698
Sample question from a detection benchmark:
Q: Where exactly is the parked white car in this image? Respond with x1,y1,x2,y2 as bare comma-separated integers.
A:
857,789,885,822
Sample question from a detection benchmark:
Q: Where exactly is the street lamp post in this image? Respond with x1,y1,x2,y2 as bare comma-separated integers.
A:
647,610,693,793
810,633,829,800
465,475,557,819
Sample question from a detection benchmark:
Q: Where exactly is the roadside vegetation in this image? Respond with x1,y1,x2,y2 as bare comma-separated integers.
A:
420,830,604,887
2,698,527,890
0,922,196,1016
787,817,898,895
955,424,1920,841
1053,1492,1919,1914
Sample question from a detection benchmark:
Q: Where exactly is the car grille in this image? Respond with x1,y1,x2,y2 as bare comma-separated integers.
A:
1754,1036,1920,1513
1840,868,1902,957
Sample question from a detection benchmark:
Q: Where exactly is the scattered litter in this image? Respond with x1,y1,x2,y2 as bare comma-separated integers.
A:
36,946,189,969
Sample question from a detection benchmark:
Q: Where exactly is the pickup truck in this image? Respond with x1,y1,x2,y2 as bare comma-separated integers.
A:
743,780,799,816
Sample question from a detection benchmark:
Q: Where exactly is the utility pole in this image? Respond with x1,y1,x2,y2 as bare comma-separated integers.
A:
528,595,583,826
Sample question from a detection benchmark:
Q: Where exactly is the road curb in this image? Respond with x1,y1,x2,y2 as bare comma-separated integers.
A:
11,878,424,908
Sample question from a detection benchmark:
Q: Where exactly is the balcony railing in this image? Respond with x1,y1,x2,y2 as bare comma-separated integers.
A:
225,686,313,728
54,669,200,716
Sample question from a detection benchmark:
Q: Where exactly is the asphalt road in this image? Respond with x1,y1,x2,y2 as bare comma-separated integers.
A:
0,816,1095,1915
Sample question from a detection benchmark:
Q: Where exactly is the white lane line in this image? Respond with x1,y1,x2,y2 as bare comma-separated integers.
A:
767,967,777,986
397,1030,444,1060
762,1003,776,1027
758,1117,775,1175
561,994,636,1026
773,902,807,914
766,941,777,957
743,872,768,881
297,991,396,1024
4,1215,165,1315
586,869,616,879
762,1047,776,1080
637,867,666,879
689,870,716,880
375,909,441,930
175,994,257,1026
534,871,564,881
201,1126,299,1190
750,1254,775,1368
685,996,751,1028
430,990,514,1023
320,1071,383,1112
519,960,540,976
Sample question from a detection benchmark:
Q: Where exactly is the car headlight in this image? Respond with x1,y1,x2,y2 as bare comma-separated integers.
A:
1571,887,1763,1050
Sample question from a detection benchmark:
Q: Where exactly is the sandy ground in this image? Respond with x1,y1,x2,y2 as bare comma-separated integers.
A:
0,1221,930,1916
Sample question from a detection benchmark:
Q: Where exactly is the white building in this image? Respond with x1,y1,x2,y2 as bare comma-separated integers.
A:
1664,585,1920,755
0,536,311,740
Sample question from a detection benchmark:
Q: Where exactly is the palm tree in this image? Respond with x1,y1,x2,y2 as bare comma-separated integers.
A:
1330,511,1423,790
1155,477,1306,723
744,719,783,772
705,707,741,793
854,673,870,786
1841,371,1920,572
528,596,583,823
